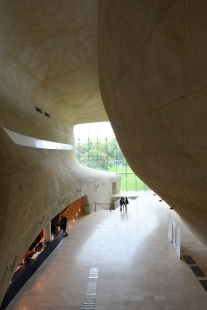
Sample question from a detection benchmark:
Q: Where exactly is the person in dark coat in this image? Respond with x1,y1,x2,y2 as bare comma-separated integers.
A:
120,197,125,211
59,216,68,236
125,197,129,209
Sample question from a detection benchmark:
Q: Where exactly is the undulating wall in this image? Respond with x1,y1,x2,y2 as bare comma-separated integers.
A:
0,0,122,304
0,107,119,303
98,0,207,245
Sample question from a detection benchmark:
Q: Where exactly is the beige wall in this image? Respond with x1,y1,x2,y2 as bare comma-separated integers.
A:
2,0,207,305
0,0,106,125
0,105,120,302
98,0,207,247
0,0,121,303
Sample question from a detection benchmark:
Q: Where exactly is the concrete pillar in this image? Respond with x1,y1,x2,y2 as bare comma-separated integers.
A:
44,222,51,242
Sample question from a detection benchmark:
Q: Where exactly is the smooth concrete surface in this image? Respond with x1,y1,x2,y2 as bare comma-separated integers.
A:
0,0,106,125
98,0,207,247
0,138,120,304
0,0,119,300
0,96,120,303
5,192,207,310
1,0,207,307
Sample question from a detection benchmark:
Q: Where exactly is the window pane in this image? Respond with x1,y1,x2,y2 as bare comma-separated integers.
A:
126,163,133,173
126,173,135,191
98,139,107,153
116,158,126,173
120,173,127,191
108,157,117,172
74,122,151,192
76,140,89,157
97,122,108,139
97,156,108,171
116,144,123,157
79,157,89,167
88,157,99,169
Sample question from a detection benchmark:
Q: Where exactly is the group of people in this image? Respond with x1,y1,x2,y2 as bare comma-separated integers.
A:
120,196,129,211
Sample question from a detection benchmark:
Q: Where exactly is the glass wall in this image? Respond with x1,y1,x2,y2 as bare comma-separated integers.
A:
74,122,151,192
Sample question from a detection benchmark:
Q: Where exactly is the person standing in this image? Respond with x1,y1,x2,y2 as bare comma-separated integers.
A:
59,216,68,236
125,197,129,209
62,216,68,236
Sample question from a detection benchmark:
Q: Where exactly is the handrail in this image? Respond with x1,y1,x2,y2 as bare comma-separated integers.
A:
94,202,112,212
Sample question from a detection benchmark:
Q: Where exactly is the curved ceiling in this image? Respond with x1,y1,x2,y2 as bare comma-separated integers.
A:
0,0,107,125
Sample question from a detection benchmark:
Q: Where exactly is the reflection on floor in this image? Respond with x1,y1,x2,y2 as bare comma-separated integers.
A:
6,192,207,310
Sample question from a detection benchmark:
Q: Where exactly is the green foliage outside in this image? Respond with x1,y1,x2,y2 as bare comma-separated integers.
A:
76,138,151,191
108,165,151,191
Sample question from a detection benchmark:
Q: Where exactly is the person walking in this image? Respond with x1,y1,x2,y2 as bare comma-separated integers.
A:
120,197,125,211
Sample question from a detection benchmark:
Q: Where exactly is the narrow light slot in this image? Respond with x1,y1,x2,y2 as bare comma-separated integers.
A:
35,107,42,113
45,112,50,118
82,299,95,310
89,268,99,278
85,282,97,295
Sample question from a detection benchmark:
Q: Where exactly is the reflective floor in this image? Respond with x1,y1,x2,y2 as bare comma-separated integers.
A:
6,192,207,309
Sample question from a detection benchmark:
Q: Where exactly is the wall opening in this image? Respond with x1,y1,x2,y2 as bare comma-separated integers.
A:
74,122,151,192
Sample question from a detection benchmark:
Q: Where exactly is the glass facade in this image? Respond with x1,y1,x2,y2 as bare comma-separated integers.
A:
74,122,151,192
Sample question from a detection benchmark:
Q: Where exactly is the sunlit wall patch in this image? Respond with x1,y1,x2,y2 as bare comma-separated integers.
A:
3,128,73,151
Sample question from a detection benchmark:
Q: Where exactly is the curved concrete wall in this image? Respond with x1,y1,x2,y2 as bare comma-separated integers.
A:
3,0,207,304
0,0,106,124
0,0,122,304
98,1,207,246
0,107,120,303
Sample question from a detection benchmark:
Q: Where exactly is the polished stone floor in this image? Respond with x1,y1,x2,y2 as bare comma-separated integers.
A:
6,192,207,309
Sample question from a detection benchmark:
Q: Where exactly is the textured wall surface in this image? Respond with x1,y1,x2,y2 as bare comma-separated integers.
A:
98,0,207,246
0,0,122,304
2,0,207,304
0,0,107,124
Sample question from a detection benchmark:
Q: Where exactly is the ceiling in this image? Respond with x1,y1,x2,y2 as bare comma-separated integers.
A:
0,0,107,125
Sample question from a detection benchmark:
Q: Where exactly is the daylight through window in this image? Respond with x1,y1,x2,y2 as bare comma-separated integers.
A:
74,122,151,192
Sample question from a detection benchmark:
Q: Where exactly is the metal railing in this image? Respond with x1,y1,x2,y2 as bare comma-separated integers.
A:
94,202,112,212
